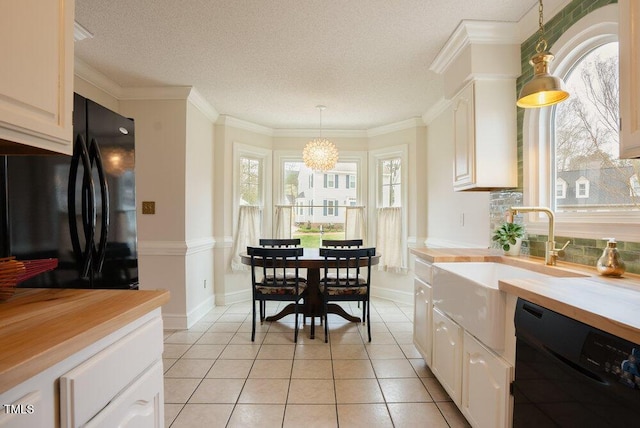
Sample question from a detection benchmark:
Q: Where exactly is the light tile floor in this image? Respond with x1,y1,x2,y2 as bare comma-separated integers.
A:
163,298,471,428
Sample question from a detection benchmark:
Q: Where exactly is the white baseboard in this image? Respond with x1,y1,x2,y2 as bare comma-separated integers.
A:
216,288,252,306
371,286,413,306
162,295,216,329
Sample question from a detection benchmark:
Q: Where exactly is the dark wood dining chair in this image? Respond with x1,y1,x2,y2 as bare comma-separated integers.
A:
259,238,302,247
248,246,306,343
319,247,375,343
321,239,363,248
321,239,364,307
258,238,307,313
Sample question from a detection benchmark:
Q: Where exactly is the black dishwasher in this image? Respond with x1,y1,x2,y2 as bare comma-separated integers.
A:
514,298,640,427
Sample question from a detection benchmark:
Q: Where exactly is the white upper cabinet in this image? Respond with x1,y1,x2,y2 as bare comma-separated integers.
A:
0,0,74,155
619,0,640,158
452,80,517,191
429,21,520,191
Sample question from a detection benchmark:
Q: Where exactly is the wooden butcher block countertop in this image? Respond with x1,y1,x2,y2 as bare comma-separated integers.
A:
411,247,640,344
0,288,170,394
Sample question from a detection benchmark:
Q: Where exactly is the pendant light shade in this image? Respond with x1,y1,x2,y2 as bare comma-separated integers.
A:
303,106,338,171
517,0,569,108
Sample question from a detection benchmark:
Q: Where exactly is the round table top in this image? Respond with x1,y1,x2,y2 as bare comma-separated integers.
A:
239,247,380,269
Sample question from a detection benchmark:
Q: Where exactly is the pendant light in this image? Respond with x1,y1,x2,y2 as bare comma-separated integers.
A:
303,105,339,171
517,0,569,108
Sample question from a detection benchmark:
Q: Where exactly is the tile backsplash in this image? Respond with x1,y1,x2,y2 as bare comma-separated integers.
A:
489,191,640,274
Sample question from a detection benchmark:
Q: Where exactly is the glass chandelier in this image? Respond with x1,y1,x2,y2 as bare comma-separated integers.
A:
303,105,338,171
517,0,569,108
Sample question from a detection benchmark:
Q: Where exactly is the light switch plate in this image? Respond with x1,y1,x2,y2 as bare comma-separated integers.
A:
142,201,155,214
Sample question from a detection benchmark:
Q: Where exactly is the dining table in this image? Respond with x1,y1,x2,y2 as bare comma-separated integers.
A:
240,247,380,339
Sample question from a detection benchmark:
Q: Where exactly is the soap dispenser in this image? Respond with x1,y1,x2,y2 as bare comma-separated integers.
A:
596,238,625,277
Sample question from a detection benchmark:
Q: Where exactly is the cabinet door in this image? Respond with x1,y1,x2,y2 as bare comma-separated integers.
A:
413,277,432,365
432,307,463,405
0,0,74,154
619,0,640,158
85,361,164,428
461,331,512,428
452,83,475,190
0,391,44,428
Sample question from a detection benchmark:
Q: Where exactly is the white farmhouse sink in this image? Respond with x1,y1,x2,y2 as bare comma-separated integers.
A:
432,262,553,350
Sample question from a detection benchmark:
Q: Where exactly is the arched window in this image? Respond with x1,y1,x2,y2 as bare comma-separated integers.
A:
522,4,640,240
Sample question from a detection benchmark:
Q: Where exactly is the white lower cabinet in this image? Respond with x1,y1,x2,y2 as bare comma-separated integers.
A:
431,307,463,405
461,331,512,428
413,277,432,365
0,309,164,428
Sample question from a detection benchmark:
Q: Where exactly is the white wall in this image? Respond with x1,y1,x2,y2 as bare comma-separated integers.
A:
184,101,215,322
426,106,490,248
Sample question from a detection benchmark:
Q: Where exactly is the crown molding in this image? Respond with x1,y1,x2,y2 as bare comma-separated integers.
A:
74,21,94,41
422,97,450,125
430,21,519,74
74,57,124,99
273,128,367,138
119,86,193,100
216,115,274,136
367,117,425,137
187,89,219,123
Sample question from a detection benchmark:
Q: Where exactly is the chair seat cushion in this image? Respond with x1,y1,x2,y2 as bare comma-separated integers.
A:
320,284,368,296
256,282,306,295
320,274,366,286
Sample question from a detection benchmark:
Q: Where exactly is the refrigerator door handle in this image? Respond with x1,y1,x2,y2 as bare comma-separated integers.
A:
68,134,95,278
88,137,110,272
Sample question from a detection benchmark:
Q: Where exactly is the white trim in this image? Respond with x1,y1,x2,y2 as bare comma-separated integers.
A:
422,97,450,125
73,21,94,41
274,128,367,138
430,21,519,74
119,86,193,100
187,89,219,122
186,237,216,255
367,118,425,137
213,236,234,248
216,287,252,306
137,240,187,256
371,286,413,306
217,115,274,136
162,295,215,329
74,58,124,99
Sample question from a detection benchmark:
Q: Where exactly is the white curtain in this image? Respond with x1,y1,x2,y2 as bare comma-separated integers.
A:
231,205,261,271
345,206,366,244
274,205,292,239
376,207,404,273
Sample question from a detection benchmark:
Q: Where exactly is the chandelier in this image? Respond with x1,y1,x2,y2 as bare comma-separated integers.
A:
516,0,569,108
303,105,338,171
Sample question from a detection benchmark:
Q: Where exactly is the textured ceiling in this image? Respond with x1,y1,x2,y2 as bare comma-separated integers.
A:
74,0,541,130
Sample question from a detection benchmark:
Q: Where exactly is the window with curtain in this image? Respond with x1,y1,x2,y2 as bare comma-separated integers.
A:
373,153,405,272
231,146,270,270
281,160,359,247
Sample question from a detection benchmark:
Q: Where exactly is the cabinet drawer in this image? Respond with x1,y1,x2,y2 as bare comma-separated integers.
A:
60,316,163,428
415,258,433,284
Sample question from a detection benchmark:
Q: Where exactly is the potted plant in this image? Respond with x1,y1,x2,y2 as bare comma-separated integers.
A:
492,222,525,256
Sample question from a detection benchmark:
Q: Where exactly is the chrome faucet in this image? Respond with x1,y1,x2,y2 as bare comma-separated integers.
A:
509,206,570,265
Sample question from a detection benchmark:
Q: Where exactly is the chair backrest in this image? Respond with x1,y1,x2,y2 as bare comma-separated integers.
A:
259,238,302,248
247,246,303,287
320,247,375,287
321,239,363,248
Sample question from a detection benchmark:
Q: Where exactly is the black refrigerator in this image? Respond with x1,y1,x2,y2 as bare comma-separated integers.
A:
0,93,138,289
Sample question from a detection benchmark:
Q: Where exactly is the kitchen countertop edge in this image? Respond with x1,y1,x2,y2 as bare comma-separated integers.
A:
0,288,170,394
411,247,640,344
